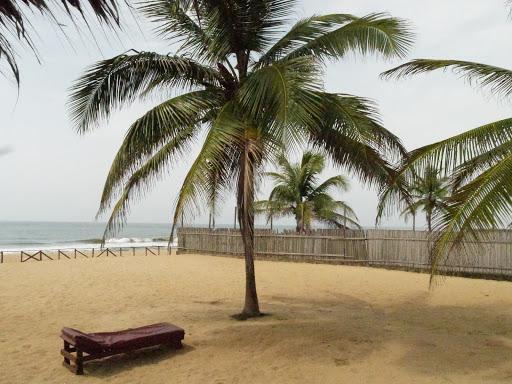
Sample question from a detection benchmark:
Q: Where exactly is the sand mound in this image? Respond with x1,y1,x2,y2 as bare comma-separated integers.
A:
1,252,511,383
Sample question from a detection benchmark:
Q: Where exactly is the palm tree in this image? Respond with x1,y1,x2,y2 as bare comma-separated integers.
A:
256,151,359,233
404,166,449,232
380,5,512,276
69,0,412,318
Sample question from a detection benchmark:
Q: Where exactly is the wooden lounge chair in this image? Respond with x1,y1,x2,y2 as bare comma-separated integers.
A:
60,322,185,375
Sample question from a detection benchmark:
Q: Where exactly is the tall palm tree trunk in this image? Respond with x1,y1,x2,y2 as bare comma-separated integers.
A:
426,210,432,232
295,204,304,234
237,140,261,318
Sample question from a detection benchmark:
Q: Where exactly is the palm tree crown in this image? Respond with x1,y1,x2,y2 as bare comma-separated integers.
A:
404,166,449,232
256,151,359,233
69,0,412,317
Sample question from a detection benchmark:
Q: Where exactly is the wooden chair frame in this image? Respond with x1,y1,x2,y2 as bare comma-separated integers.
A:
61,336,183,375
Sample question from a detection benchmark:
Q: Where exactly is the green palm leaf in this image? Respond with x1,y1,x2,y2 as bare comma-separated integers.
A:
98,89,224,216
1,0,124,84
69,52,221,133
102,125,198,239
140,0,225,63
382,59,512,99
281,13,413,62
431,154,512,281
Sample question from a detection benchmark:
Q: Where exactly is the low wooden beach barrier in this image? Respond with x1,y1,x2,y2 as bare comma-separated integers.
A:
0,246,170,264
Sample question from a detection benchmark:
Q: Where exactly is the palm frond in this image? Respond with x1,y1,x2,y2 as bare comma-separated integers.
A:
238,55,324,139
140,0,225,63
431,153,512,279
0,31,19,84
375,169,413,225
305,93,405,189
170,102,244,237
280,13,413,63
101,125,198,240
382,59,512,99
310,127,395,188
68,52,221,133
313,93,407,161
238,0,298,53
312,175,349,195
313,197,361,229
405,118,512,176
97,89,223,215
451,139,512,190
0,0,124,83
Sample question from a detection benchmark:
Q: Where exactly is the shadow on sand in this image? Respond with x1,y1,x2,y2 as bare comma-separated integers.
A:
201,292,512,380
83,344,195,377
72,291,512,381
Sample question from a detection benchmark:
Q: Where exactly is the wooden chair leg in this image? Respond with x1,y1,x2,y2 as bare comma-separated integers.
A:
171,340,183,349
63,341,71,365
76,350,84,375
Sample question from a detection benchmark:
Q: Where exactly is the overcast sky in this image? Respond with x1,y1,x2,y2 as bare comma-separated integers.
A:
0,0,510,229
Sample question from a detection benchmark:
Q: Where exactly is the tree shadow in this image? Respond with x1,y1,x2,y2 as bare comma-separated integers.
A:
202,292,512,380
84,344,195,378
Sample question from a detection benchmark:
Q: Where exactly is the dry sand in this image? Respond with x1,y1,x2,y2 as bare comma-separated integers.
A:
1,252,512,384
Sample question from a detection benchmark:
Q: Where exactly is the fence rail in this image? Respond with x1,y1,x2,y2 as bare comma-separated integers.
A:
0,246,170,264
177,228,512,279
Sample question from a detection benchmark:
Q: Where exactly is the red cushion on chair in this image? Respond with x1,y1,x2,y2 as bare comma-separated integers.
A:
61,323,185,354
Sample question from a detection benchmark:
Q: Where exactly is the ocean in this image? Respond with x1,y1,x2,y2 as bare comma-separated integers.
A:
0,221,175,251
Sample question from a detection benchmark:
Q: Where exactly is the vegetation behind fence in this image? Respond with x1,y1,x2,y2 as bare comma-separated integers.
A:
177,228,512,278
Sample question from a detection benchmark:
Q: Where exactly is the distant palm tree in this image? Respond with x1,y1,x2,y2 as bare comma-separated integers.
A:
405,166,450,232
380,4,512,275
400,203,418,232
256,152,359,233
69,0,412,318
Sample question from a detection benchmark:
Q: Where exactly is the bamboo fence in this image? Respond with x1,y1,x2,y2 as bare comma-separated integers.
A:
177,228,512,278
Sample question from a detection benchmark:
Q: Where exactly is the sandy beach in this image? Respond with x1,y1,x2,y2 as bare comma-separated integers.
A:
1,252,512,383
